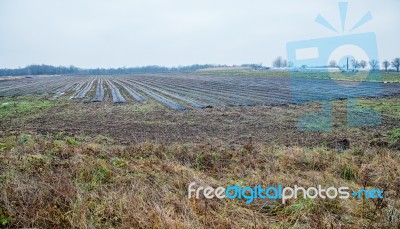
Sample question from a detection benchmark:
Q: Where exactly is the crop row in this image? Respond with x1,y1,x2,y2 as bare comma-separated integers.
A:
0,74,399,110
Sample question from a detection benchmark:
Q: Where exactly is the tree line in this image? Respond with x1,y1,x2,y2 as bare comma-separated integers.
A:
329,58,400,72
0,64,223,77
273,56,400,72
272,57,293,68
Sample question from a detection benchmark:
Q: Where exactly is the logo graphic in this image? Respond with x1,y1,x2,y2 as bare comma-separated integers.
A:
188,182,384,205
286,2,381,131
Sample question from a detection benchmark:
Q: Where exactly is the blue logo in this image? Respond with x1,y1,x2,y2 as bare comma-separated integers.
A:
188,182,384,204
286,2,382,132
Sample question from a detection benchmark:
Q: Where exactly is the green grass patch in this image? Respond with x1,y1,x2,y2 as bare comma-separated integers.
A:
358,97,400,117
0,95,56,118
110,158,127,168
0,209,10,226
66,137,79,146
340,164,356,181
389,128,400,142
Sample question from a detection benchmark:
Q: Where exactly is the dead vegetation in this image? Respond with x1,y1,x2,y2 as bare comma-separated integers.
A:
0,133,399,228
1,95,399,228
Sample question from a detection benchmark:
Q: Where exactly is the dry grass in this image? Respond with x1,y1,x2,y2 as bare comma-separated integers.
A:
0,134,399,228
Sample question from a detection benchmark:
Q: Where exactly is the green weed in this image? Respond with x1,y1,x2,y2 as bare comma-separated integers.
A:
340,164,356,181
389,128,400,142
66,137,79,146
0,209,10,226
0,99,53,118
110,158,127,168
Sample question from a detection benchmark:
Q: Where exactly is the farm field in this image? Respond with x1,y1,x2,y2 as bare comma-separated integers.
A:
0,73,400,228
0,73,399,146
1,0,399,228
1,73,400,110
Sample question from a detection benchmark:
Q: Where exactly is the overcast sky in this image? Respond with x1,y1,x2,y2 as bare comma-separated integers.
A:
0,0,399,68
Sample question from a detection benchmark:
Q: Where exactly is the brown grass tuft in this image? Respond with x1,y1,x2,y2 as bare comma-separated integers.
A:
0,134,399,228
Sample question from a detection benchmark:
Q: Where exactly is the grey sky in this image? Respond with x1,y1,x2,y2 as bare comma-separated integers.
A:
0,0,399,68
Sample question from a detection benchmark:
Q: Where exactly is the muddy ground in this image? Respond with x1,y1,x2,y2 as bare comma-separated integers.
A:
1,94,399,150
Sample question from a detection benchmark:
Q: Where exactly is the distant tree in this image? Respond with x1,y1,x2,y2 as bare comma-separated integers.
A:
281,60,288,68
329,60,337,67
273,57,283,68
382,60,390,72
359,60,367,69
392,58,400,72
272,57,290,68
369,59,379,71
351,59,359,69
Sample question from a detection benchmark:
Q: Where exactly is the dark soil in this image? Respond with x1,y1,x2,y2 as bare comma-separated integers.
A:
1,97,398,148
